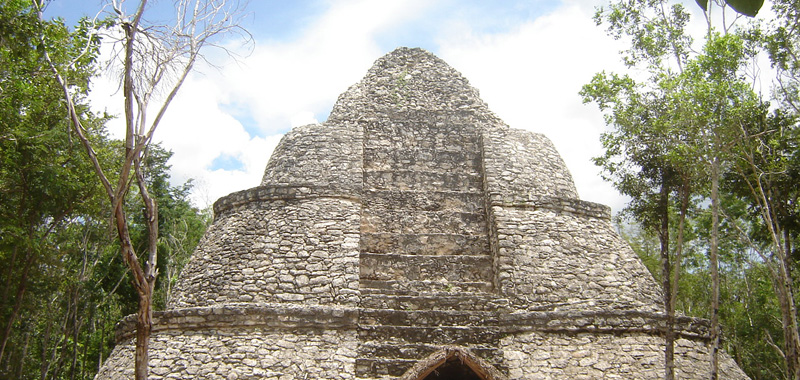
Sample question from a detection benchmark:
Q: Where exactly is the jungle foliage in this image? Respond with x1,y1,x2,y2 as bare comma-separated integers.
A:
0,1,210,378
583,0,800,378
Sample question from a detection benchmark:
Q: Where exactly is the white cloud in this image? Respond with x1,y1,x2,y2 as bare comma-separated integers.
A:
438,3,629,212
86,57,280,208
139,0,438,208
154,76,283,207
86,0,637,213
204,0,436,136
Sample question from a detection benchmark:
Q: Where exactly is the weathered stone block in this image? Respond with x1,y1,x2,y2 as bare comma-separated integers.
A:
95,47,749,380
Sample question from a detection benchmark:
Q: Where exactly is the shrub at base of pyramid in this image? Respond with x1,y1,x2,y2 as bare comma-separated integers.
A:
96,48,749,380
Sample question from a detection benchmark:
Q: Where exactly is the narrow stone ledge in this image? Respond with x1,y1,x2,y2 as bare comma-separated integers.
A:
488,193,611,219
114,306,709,345
114,304,359,343
213,184,362,217
499,310,711,340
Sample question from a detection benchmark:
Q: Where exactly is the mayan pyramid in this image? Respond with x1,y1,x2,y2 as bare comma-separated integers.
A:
96,47,749,379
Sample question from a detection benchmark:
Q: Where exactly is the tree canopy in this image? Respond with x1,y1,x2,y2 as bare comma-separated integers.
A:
583,0,800,378
0,1,211,378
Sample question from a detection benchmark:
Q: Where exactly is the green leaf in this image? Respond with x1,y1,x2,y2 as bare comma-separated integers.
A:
725,0,764,17
696,0,708,12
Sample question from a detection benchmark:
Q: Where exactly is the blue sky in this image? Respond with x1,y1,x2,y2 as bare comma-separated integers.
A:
42,0,682,210
46,1,560,49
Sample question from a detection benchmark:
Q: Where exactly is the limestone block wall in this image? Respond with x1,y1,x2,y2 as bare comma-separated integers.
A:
170,195,361,308
261,123,363,190
500,332,749,379
97,328,358,380
326,48,503,128
478,127,662,311
481,128,578,200
90,47,757,380
358,111,492,288
490,205,663,312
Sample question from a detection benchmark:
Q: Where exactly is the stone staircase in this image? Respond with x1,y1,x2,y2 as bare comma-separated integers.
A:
357,119,505,378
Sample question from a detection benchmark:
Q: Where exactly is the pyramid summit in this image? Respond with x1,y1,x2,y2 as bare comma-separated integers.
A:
96,47,748,379
327,47,500,125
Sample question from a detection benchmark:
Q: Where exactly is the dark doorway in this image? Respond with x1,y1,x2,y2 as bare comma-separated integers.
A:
421,357,483,380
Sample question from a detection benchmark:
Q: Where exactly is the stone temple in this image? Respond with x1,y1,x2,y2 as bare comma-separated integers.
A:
97,47,749,379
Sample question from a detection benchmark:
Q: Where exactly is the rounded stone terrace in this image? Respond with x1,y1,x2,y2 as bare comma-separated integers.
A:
96,47,750,380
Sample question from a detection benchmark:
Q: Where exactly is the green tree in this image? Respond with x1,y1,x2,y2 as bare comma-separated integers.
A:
582,68,695,380
674,31,765,378
0,0,107,373
757,0,800,376
584,0,775,378
724,103,800,378
764,0,800,112
126,145,211,309
582,0,699,376
36,1,248,377
0,2,213,377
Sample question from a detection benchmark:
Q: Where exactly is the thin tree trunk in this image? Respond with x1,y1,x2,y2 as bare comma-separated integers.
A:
54,292,75,380
81,305,95,379
783,226,800,380
756,179,799,380
1,246,18,311
114,221,153,380
17,330,30,379
97,309,106,374
135,285,153,380
120,3,155,378
44,298,70,380
69,286,81,380
776,245,800,380
776,277,799,379
710,156,721,380
664,182,689,379
733,122,800,380
658,180,675,380
0,249,35,363
39,304,54,380
671,180,690,318
775,222,799,380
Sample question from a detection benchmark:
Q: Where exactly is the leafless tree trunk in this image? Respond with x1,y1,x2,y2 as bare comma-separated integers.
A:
35,0,250,378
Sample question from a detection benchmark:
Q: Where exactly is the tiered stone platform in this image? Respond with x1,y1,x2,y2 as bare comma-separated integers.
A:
95,48,749,380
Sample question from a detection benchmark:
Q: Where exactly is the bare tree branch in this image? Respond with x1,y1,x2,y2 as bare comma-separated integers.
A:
36,1,251,378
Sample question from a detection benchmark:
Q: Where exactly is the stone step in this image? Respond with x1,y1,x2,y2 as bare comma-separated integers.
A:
361,189,485,214
359,279,494,293
363,121,480,148
363,170,483,192
363,147,481,172
359,308,499,327
357,325,505,346
362,130,479,150
359,292,509,312
360,232,490,256
360,209,487,235
360,253,493,283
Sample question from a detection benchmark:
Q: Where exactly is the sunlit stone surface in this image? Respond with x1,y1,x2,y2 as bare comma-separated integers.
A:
96,47,749,380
